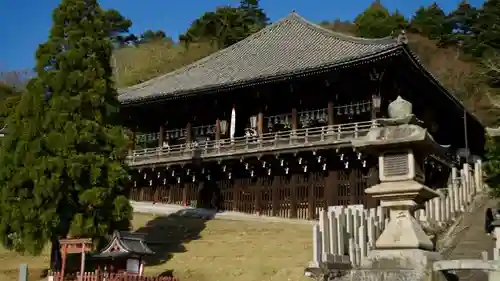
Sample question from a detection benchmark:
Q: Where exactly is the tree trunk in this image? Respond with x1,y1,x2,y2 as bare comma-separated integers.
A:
50,237,62,272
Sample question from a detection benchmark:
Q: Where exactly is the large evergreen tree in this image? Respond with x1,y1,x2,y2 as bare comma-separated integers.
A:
0,0,132,271
179,0,268,49
354,1,408,38
410,3,450,40
468,0,500,57
442,1,478,50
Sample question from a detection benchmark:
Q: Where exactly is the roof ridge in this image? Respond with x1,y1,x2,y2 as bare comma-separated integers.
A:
119,11,399,95
289,12,399,45
121,13,293,94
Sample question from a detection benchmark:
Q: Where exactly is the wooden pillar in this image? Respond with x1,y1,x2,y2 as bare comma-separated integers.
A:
290,175,298,219
257,112,264,136
327,102,334,126
158,125,164,147
254,178,261,215
324,171,337,207
80,243,86,279
271,177,279,216
291,108,298,131
182,182,188,206
60,245,67,281
349,169,357,205
131,129,136,151
307,178,315,220
185,123,192,144
215,119,221,142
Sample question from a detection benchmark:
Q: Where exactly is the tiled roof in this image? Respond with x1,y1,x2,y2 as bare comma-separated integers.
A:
118,11,401,104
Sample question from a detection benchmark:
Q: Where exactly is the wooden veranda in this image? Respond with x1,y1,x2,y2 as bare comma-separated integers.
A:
129,167,378,220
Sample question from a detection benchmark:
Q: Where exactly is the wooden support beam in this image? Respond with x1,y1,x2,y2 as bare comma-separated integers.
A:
327,102,334,126
186,123,192,144
215,119,221,142
158,125,164,147
131,129,136,151
257,112,264,136
291,108,298,131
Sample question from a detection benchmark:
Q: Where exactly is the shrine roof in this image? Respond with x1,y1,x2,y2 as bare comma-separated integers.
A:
93,231,154,258
118,11,401,105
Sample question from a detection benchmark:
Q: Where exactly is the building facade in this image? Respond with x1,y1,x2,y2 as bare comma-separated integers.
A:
118,12,484,220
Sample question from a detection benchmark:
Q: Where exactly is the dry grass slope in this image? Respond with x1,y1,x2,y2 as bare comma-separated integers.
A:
114,41,218,88
0,213,312,281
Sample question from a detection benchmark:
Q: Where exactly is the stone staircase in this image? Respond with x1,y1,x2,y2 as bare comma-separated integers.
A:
438,193,496,281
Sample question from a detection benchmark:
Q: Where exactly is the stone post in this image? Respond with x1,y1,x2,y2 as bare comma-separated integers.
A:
350,96,445,281
475,159,483,192
492,220,500,261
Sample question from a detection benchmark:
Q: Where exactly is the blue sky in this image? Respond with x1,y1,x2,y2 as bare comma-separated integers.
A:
0,0,485,71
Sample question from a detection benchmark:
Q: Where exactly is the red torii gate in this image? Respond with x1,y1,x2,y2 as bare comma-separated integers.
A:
58,238,92,281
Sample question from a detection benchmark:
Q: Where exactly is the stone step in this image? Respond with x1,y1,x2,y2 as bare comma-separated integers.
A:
441,195,496,281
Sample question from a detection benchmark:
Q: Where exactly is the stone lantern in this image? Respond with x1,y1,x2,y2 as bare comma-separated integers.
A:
351,96,447,280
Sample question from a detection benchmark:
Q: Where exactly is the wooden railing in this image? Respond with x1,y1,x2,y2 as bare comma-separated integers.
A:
126,120,379,166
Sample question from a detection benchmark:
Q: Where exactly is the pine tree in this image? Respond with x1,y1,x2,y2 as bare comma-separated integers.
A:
468,0,500,57
442,1,478,50
354,1,409,38
0,0,133,271
410,3,450,40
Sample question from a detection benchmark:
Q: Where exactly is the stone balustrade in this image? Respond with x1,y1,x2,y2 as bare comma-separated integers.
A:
310,161,484,268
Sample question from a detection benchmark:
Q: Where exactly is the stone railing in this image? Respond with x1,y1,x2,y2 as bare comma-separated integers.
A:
433,218,500,280
127,120,379,167
310,162,483,268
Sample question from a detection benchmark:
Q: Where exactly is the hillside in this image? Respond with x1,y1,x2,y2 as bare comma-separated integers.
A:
114,26,498,126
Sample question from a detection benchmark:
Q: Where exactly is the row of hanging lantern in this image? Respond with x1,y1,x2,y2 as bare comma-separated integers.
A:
135,132,159,145
132,149,372,186
262,100,374,131
164,124,219,140
336,101,372,117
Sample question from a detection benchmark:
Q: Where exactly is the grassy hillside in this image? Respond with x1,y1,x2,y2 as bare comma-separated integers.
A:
114,26,498,126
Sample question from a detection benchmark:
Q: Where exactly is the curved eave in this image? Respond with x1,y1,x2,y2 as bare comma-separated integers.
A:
400,45,485,132
120,45,404,107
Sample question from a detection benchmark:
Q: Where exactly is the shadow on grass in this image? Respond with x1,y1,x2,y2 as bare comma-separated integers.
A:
136,209,214,267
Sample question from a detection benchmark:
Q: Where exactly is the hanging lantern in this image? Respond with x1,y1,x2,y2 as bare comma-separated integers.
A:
220,120,228,135
372,94,382,111
249,116,257,128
